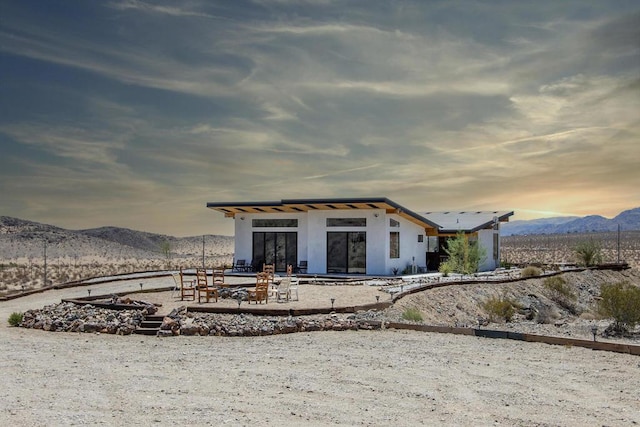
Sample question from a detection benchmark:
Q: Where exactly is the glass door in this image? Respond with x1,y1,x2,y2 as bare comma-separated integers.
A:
252,232,297,272
327,231,366,274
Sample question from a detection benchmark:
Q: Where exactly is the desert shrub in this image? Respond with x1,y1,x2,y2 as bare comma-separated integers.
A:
8,312,23,327
402,307,423,322
441,231,486,275
521,266,542,278
543,275,578,313
598,281,640,335
481,295,517,322
575,239,602,267
438,262,453,277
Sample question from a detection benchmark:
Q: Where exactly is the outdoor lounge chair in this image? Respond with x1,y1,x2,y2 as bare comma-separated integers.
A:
247,272,269,304
286,264,299,301
196,268,218,303
173,268,196,301
276,276,291,302
232,259,249,272
296,260,307,274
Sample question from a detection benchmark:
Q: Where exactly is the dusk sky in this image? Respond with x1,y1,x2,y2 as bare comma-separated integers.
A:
1,1,638,236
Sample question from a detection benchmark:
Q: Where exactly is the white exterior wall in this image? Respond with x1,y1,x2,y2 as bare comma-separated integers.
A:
477,229,498,271
386,214,427,275
306,208,387,275
231,210,430,275
233,213,307,267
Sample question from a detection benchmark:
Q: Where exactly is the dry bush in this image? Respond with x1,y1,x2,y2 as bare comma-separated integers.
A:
521,266,542,278
599,281,640,336
481,294,518,322
543,276,578,314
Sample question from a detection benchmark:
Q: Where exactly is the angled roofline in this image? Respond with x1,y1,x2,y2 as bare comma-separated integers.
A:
435,211,515,233
207,197,441,230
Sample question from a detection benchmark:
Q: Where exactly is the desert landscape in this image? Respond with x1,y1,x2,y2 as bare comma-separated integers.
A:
2,216,640,425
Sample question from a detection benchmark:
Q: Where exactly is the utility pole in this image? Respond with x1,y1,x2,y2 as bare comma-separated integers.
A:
202,235,205,269
43,240,47,287
617,223,621,264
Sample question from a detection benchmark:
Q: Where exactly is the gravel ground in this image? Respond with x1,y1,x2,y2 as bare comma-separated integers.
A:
2,274,640,426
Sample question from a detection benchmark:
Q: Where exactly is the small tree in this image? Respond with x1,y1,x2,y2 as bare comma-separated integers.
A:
598,281,640,335
439,231,486,275
159,240,172,268
575,239,602,267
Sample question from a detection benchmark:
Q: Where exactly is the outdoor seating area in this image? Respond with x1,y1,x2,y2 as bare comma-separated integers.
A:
173,263,303,305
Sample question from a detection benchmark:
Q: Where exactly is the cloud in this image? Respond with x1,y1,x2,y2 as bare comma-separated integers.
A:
0,1,638,234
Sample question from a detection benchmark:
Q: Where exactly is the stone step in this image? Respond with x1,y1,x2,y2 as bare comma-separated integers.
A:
133,327,160,336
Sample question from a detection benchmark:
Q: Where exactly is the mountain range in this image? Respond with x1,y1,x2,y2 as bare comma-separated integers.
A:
0,216,234,260
501,207,640,236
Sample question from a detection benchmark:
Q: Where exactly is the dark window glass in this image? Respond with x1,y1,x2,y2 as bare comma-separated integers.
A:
326,218,366,227
252,232,297,272
390,232,400,258
252,219,298,227
390,218,400,227
327,231,366,273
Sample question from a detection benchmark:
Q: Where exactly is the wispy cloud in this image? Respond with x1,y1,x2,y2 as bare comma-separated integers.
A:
0,1,638,233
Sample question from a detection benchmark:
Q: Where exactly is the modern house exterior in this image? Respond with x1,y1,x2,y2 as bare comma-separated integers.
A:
207,197,513,275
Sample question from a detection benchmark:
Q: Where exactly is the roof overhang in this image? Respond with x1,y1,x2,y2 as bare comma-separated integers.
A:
207,197,441,231
423,211,514,234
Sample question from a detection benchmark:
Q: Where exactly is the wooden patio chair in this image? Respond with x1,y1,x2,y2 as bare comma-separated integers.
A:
196,268,218,303
247,272,269,304
212,267,227,288
173,268,196,301
262,263,275,282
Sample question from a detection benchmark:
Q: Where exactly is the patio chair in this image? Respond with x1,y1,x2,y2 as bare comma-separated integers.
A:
276,276,291,302
196,268,218,303
262,263,275,282
173,268,196,301
296,260,308,274
287,264,299,301
248,272,269,304
212,267,226,287
232,259,248,272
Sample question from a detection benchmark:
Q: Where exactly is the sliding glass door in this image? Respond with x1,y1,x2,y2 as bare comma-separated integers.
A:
252,232,297,272
327,232,366,274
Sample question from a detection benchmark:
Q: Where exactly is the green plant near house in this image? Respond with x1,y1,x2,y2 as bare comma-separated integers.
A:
481,294,518,322
521,266,542,278
574,238,602,267
402,307,423,322
8,312,23,327
440,231,486,275
598,281,640,335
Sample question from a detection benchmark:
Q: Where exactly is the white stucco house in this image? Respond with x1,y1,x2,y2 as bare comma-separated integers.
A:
207,197,513,275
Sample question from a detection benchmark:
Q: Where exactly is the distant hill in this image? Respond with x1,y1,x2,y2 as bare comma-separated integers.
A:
0,216,234,260
501,207,640,236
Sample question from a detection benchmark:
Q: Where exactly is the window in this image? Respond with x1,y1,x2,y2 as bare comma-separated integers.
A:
390,218,400,228
327,232,366,274
390,232,400,258
252,219,298,227
493,233,499,261
418,234,424,242
326,218,366,227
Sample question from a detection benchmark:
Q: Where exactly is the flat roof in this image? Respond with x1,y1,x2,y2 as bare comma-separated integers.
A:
207,197,441,230
422,211,514,233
